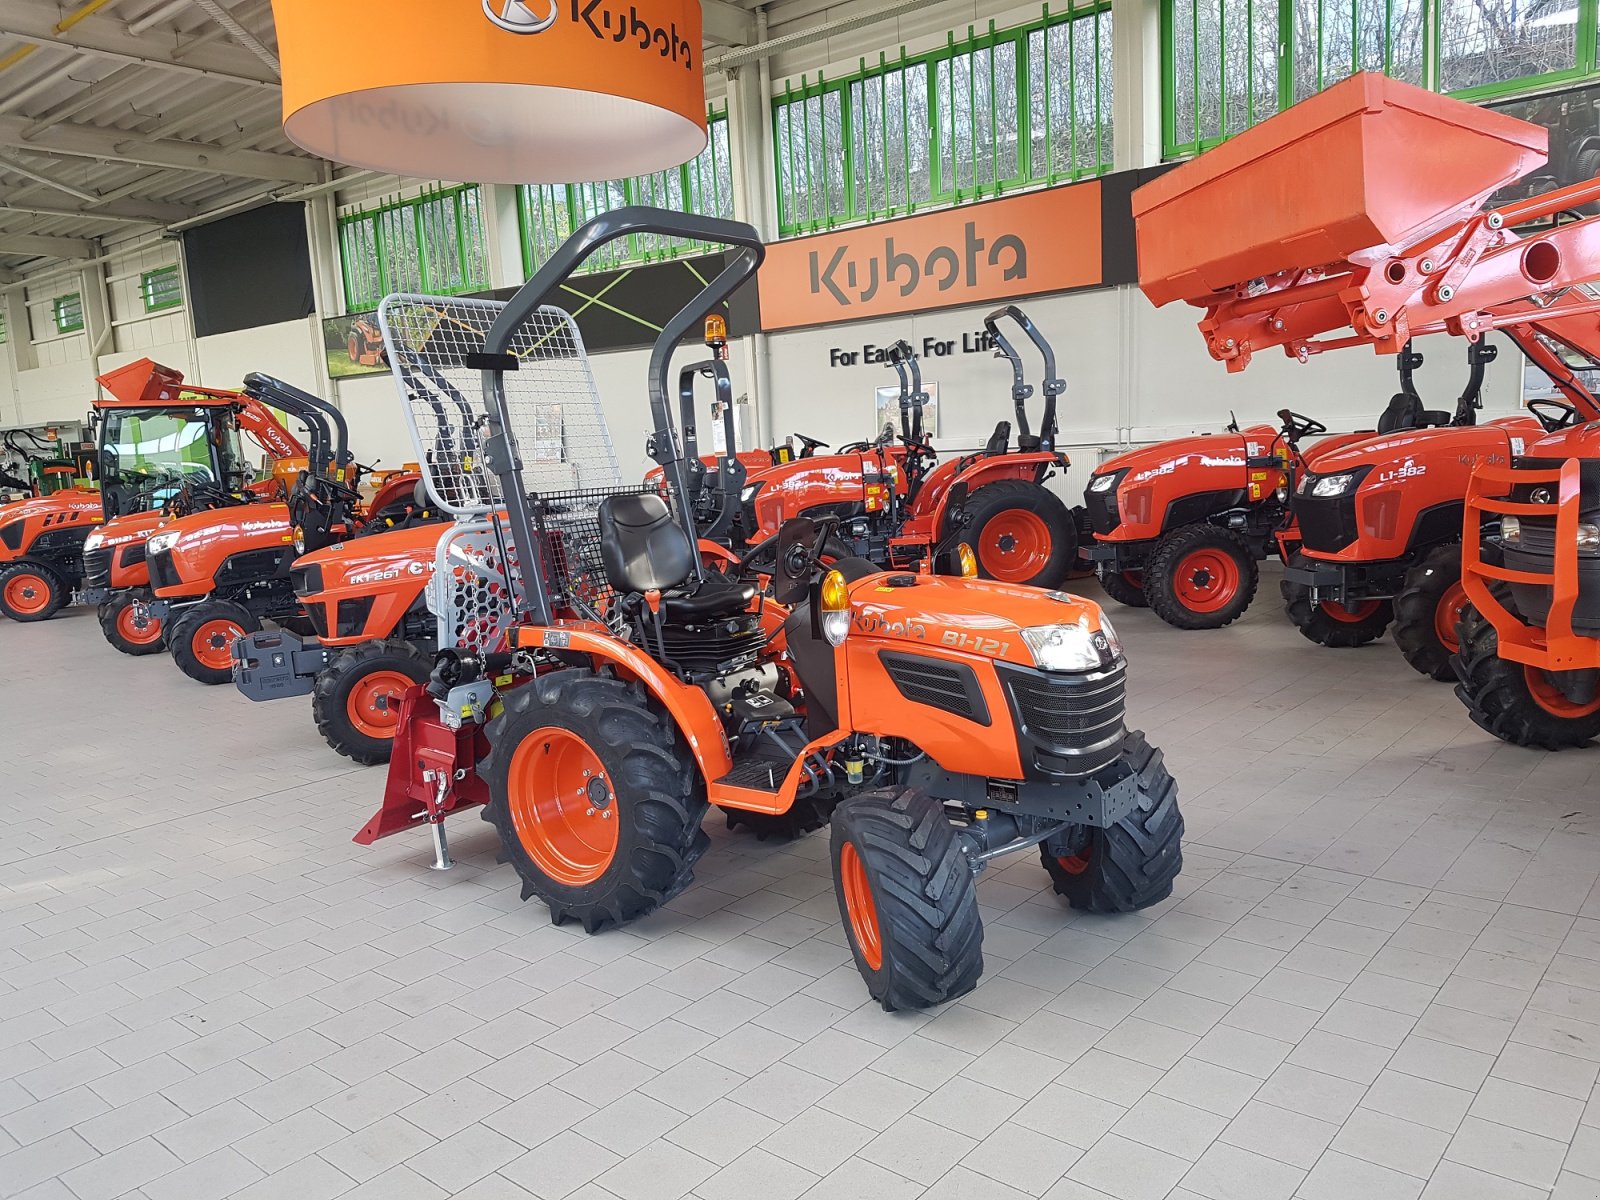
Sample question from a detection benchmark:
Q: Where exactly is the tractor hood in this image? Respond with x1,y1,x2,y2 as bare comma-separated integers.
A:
0,489,103,528
1303,416,1541,482
847,572,1119,673
1092,425,1281,485
293,520,441,598
84,509,167,553
145,502,293,598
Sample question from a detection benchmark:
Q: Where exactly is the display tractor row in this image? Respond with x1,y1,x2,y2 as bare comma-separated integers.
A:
1135,70,1600,749
347,208,1185,1011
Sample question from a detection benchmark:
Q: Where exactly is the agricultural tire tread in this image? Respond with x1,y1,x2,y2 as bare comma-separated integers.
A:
1453,600,1600,749
959,480,1077,589
1392,542,1464,681
1281,551,1393,647
1095,563,1148,608
0,561,66,622
312,639,432,765
98,589,167,655
1144,524,1258,629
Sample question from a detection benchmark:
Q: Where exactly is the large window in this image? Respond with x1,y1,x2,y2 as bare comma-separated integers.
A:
774,6,1113,237
338,184,490,311
1165,0,1595,158
141,266,183,313
517,109,734,276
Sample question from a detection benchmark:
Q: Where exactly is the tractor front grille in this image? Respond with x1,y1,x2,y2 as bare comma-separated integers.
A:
83,547,113,589
147,547,181,592
1084,484,1121,535
1292,491,1360,553
292,562,324,598
998,661,1126,779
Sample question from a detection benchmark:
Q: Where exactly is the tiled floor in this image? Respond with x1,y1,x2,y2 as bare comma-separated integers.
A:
4,569,1600,1200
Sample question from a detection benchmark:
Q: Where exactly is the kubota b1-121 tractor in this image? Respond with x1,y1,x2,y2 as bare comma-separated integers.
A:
0,358,307,634
1134,71,1600,747
731,307,1080,588
354,208,1185,1011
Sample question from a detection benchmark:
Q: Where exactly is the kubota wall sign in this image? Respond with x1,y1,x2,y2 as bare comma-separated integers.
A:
759,182,1104,332
273,0,705,183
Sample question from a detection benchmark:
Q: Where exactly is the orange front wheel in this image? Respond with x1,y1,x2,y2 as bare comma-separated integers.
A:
1393,543,1468,682
312,639,433,765
1146,526,1259,630
0,563,65,623
99,590,167,656
169,601,259,685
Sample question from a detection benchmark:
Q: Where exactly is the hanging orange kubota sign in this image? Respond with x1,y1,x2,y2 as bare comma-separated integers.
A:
273,0,707,184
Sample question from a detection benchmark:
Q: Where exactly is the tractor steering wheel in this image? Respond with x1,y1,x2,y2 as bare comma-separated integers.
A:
1278,409,1328,440
1528,398,1582,433
793,433,830,458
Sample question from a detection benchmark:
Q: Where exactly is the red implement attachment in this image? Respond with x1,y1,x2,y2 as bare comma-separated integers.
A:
96,357,246,407
354,685,489,867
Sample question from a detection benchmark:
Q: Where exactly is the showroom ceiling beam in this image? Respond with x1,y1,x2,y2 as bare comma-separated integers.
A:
0,115,323,185
701,0,756,46
0,232,98,259
0,151,99,202
1,196,195,224
0,0,280,89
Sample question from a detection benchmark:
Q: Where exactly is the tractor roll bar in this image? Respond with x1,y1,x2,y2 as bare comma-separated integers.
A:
477,207,764,621
885,340,927,445
1454,339,1498,424
242,373,337,478
984,305,1063,452
678,358,743,540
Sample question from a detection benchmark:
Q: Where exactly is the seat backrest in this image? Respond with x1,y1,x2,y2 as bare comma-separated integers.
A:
597,492,695,594
1377,391,1424,433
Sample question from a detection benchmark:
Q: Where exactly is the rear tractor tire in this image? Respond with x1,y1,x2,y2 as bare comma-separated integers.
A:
312,639,432,765
0,561,67,622
1281,552,1393,647
481,669,710,934
1144,525,1258,629
960,480,1076,590
1041,731,1185,912
1095,564,1148,608
829,786,983,1011
98,589,166,655
1392,543,1467,682
1453,601,1600,749
169,600,259,685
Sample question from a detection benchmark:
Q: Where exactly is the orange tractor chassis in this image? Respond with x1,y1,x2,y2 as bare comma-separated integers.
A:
356,207,1185,1011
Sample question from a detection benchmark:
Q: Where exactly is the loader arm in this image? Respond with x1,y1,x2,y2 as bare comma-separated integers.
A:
235,393,309,463
1134,71,1600,420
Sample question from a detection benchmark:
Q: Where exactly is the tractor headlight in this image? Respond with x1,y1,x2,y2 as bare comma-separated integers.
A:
1310,472,1361,498
1275,485,1290,504
819,568,850,646
1500,515,1521,546
147,530,182,555
292,525,306,554
1022,619,1109,672
1088,473,1118,493
740,486,759,504
956,543,978,578
83,530,106,552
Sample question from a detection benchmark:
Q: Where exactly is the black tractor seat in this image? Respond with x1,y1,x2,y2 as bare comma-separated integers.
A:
1377,392,1452,433
597,492,753,621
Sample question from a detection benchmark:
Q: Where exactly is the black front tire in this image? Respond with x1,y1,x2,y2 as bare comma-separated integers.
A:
1281,552,1393,647
1041,732,1184,913
1392,543,1464,682
0,561,67,622
312,639,433,765
169,600,260,685
481,669,710,934
1095,563,1148,608
1144,525,1259,630
960,480,1077,589
98,589,167,655
1453,601,1600,749
722,793,840,841
830,787,983,1012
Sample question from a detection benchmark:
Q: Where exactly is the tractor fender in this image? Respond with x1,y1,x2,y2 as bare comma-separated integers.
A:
697,538,741,570
912,452,1059,534
516,625,737,782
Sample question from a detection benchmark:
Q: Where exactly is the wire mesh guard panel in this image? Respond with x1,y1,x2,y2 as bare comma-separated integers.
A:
378,294,623,517
427,519,523,657
531,485,654,624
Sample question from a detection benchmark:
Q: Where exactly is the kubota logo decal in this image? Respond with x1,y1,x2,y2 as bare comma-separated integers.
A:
483,0,558,34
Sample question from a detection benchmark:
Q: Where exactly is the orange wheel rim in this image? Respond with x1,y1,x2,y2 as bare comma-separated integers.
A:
1172,549,1240,613
1055,851,1092,876
117,605,163,645
839,841,883,971
347,669,415,738
1524,667,1600,719
191,619,244,671
1434,581,1468,653
978,509,1052,582
507,726,619,886
4,574,50,615
1321,598,1382,623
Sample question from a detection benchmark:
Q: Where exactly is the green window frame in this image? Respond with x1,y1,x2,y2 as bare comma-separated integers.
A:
338,183,490,311
52,293,84,335
773,3,1114,238
1163,0,1597,159
140,266,183,313
516,108,734,277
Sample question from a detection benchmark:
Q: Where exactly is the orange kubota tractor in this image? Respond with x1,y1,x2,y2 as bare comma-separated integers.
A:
352,209,1184,1011
729,307,1080,588
144,373,423,684
0,359,306,636
1135,71,1600,745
